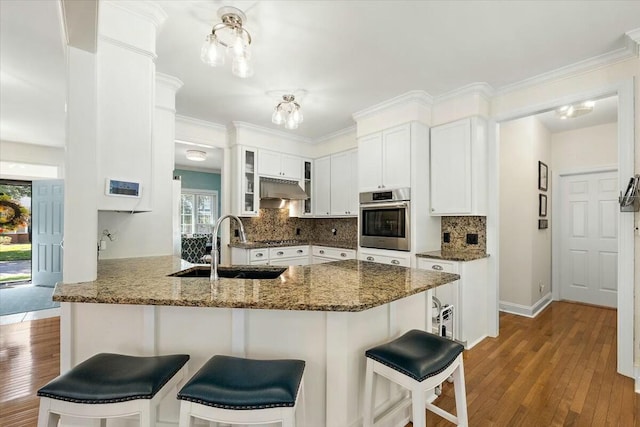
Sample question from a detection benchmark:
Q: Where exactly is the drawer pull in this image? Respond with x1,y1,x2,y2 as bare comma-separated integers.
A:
297,249,303,254
366,256,374,261
255,253,264,257
391,259,400,265
277,251,284,256
431,265,443,271
319,250,325,254
340,253,347,257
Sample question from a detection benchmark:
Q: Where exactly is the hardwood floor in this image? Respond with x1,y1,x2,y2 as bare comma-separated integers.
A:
0,302,637,426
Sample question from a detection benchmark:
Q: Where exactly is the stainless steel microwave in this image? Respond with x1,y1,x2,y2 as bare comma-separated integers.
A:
359,188,411,251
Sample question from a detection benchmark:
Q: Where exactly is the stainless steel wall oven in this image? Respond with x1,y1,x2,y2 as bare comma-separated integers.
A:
359,188,411,251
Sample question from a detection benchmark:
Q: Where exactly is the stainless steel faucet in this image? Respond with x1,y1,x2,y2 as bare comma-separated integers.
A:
211,214,247,281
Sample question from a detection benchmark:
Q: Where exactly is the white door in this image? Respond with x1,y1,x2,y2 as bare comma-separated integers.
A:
559,171,618,307
32,180,64,287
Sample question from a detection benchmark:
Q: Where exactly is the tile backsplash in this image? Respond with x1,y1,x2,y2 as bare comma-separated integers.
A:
441,216,486,254
230,209,357,244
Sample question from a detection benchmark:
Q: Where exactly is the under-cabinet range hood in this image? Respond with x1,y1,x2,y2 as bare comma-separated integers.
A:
260,177,308,200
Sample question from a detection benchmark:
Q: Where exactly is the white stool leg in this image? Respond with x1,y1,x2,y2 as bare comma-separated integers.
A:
37,398,59,427
363,358,376,427
139,400,155,427
178,401,195,427
282,409,295,427
453,356,468,426
296,377,306,427
411,383,426,427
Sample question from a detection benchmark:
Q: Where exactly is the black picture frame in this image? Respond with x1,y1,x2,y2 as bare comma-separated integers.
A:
538,161,548,191
538,219,548,229
539,194,547,217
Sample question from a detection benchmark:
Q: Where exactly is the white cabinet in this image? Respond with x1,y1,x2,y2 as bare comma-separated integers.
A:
311,246,356,264
233,146,259,217
231,246,309,266
313,156,331,216
231,248,268,265
359,249,411,267
416,256,488,348
258,149,301,180
358,123,411,192
300,158,313,216
430,117,487,215
330,149,358,216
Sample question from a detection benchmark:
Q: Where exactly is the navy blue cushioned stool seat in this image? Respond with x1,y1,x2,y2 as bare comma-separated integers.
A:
365,329,464,382
38,353,190,404
178,355,305,410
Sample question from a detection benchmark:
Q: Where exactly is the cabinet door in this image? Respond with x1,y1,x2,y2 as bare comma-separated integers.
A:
330,151,350,215
358,133,383,191
281,154,302,180
240,147,259,216
257,149,283,177
348,149,359,215
430,119,472,215
382,123,411,189
313,156,331,216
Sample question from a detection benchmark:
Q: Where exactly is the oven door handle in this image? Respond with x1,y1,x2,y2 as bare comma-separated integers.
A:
360,201,409,209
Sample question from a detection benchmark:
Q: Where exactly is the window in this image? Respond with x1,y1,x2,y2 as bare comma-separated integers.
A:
180,190,218,235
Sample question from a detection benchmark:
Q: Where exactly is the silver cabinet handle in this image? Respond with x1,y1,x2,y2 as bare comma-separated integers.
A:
431,264,443,271
319,250,325,254
277,251,284,256
256,253,264,257
366,256,374,261
297,249,303,254
340,253,347,257
391,259,400,265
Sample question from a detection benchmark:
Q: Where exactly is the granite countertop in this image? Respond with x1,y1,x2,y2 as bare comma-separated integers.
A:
53,256,459,312
416,250,489,262
229,240,357,250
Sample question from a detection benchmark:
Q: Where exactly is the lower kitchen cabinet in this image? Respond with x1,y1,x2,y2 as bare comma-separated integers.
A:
311,246,356,264
358,249,411,267
231,246,309,266
416,256,488,348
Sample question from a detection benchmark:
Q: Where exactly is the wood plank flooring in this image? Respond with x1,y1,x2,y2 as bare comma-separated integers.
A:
0,302,637,426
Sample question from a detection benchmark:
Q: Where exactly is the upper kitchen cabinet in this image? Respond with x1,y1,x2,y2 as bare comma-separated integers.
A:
300,158,313,216
330,149,358,216
232,146,259,217
313,155,331,216
430,117,487,216
258,149,302,180
358,123,411,192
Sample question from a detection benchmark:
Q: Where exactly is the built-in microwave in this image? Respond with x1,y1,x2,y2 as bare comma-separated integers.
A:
359,188,411,251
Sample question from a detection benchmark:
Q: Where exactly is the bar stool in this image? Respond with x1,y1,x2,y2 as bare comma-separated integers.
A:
37,352,190,427
177,355,306,427
363,329,468,427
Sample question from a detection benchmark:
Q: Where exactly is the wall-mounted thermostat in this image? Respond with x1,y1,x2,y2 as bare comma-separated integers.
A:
105,179,141,198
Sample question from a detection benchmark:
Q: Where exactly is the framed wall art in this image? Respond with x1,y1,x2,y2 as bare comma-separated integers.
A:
539,194,547,217
538,161,548,191
538,219,548,229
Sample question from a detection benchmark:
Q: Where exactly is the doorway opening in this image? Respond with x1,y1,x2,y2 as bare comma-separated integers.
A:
0,179,32,286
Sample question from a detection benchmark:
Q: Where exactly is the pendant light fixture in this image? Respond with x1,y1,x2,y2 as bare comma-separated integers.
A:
200,6,253,78
272,95,304,130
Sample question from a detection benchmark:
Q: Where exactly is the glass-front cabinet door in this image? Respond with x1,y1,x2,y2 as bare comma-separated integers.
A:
302,159,312,215
240,147,259,216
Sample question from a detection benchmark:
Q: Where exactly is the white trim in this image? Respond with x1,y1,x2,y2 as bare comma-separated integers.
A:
491,80,635,379
499,293,552,318
625,28,640,55
174,165,221,174
155,73,183,91
312,125,357,144
176,115,227,133
351,90,433,121
98,35,158,61
434,82,494,103
231,121,313,144
105,0,168,28
635,366,640,394
552,166,618,303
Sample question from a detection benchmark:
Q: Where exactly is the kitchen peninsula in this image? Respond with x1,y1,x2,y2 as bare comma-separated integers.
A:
54,257,459,427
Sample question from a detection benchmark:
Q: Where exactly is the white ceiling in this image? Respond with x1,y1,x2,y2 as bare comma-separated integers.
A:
0,1,638,170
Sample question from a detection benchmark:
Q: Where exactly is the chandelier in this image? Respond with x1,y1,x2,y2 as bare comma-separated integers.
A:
200,6,253,78
555,100,595,120
272,95,304,130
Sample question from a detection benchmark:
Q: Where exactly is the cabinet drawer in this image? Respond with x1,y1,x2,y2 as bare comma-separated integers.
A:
249,249,268,262
416,258,459,274
269,246,309,259
312,246,356,261
359,252,410,267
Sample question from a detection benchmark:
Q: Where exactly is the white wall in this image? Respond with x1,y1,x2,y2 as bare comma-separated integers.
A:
551,122,618,172
0,140,65,179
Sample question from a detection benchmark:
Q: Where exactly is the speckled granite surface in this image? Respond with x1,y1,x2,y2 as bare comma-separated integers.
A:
441,216,486,255
53,256,459,312
416,250,489,262
230,240,357,250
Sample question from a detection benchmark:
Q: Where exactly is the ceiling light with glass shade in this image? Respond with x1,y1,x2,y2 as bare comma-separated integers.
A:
272,95,304,130
555,100,595,120
186,150,207,162
200,6,253,78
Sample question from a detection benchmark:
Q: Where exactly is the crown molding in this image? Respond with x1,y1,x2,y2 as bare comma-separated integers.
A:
231,121,313,144
312,125,357,145
105,0,168,28
176,115,227,133
156,73,184,91
352,90,433,121
434,82,495,103
495,37,638,97
98,35,158,60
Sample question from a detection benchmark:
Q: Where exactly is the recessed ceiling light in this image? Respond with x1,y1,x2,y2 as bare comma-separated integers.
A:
555,101,595,120
186,150,207,162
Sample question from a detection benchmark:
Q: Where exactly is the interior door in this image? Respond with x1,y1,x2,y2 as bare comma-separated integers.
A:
31,180,64,287
559,171,618,307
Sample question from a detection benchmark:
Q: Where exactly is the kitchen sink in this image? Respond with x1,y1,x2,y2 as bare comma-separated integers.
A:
169,265,287,279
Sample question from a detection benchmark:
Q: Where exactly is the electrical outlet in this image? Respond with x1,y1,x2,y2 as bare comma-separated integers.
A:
539,282,545,293
296,228,301,235
331,228,337,236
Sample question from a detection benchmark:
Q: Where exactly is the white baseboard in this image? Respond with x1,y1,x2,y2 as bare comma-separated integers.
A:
499,293,552,318
635,366,640,394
